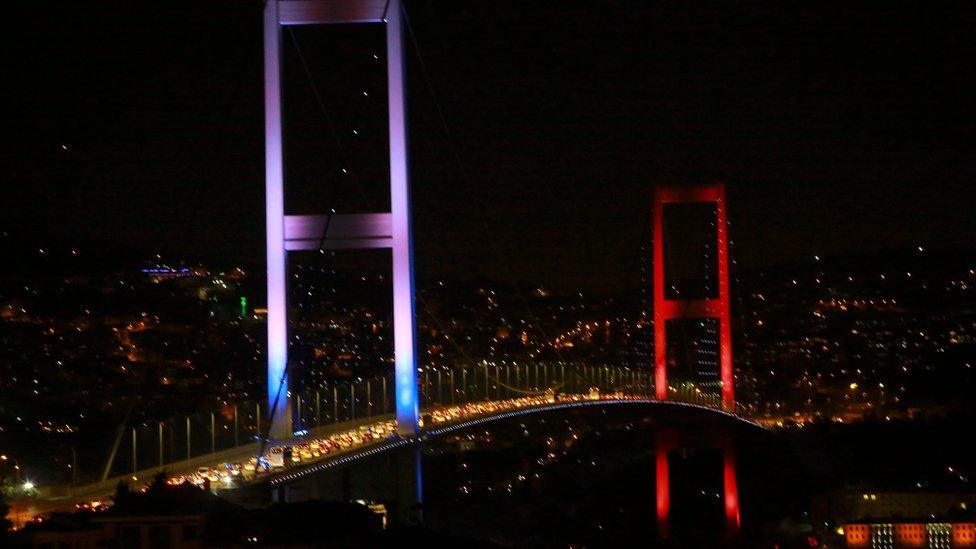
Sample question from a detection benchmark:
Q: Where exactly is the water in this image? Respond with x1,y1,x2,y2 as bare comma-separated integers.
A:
275,405,803,547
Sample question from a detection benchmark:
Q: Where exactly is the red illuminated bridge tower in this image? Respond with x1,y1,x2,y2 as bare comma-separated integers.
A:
652,183,740,539
652,182,735,410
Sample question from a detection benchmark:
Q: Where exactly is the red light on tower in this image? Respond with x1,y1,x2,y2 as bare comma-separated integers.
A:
652,183,735,410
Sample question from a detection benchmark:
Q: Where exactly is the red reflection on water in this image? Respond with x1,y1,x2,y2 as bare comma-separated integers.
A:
656,434,671,538
655,429,741,540
724,447,741,536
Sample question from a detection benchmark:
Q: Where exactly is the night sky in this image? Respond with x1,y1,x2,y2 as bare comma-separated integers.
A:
5,1,976,293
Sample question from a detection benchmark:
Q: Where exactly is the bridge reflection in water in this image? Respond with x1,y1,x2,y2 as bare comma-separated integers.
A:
656,426,740,539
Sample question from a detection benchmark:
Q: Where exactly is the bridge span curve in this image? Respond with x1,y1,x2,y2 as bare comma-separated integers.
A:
266,396,762,487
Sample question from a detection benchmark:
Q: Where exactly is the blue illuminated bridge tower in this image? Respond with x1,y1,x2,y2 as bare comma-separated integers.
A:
263,0,419,440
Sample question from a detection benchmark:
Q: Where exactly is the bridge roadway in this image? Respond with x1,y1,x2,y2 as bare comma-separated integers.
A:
13,391,756,525
266,394,758,487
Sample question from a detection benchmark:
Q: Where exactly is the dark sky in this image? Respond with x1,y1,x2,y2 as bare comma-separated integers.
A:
5,1,976,293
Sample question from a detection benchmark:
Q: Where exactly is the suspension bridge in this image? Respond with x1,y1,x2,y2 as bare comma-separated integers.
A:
17,3,759,538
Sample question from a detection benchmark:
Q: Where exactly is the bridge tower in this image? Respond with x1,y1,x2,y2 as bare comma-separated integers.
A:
263,0,419,439
652,183,734,410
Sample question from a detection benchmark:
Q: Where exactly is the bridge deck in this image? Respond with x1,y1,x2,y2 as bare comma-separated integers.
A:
266,396,759,487
20,392,757,524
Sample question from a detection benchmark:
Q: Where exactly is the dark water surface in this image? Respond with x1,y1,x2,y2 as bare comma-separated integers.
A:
282,405,813,547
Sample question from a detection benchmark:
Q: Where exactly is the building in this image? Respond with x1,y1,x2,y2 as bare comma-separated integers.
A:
830,489,975,548
843,520,976,548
